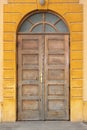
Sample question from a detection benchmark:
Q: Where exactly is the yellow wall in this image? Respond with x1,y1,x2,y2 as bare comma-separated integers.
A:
0,0,8,122
0,0,85,122
80,0,87,122
0,4,3,122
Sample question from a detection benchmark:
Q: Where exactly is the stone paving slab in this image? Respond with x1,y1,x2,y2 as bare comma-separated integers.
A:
0,121,87,130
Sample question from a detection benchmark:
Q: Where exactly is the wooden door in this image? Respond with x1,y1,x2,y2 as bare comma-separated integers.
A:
17,34,69,120
18,35,44,120
44,35,69,120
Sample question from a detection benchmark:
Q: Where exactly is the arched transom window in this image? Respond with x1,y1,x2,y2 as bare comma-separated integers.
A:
18,12,69,33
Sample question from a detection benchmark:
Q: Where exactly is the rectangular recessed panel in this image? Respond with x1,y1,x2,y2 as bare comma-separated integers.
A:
48,69,64,80
48,85,64,95
48,40,64,51
22,39,38,50
23,70,39,80
22,100,39,110
23,54,39,65
48,100,64,111
48,55,65,65
47,110,65,119
22,85,38,96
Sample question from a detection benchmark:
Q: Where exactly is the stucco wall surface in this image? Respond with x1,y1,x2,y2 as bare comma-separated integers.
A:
0,0,87,122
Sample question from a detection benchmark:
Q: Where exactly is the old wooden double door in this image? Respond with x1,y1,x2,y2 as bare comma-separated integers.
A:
18,34,69,120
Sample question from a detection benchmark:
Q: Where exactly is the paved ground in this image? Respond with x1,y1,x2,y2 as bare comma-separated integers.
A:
0,121,87,130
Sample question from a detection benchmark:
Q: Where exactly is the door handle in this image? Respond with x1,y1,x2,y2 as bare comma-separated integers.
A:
40,73,42,83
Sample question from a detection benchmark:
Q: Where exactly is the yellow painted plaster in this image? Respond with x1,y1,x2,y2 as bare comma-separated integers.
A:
0,0,8,122
0,3,3,122
71,99,83,121
0,4,3,103
83,102,87,121
80,0,87,101
80,0,87,122
0,0,83,122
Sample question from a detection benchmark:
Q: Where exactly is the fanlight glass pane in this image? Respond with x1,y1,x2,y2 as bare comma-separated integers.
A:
55,20,69,33
18,12,69,33
19,21,32,32
32,24,43,33
29,13,43,24
45,24,56,33
46,13,59,24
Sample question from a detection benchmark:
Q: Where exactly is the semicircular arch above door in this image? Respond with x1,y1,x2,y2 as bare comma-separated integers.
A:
18,11,69,33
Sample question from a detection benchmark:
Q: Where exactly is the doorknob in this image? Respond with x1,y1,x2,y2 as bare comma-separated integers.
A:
40,73,42,83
